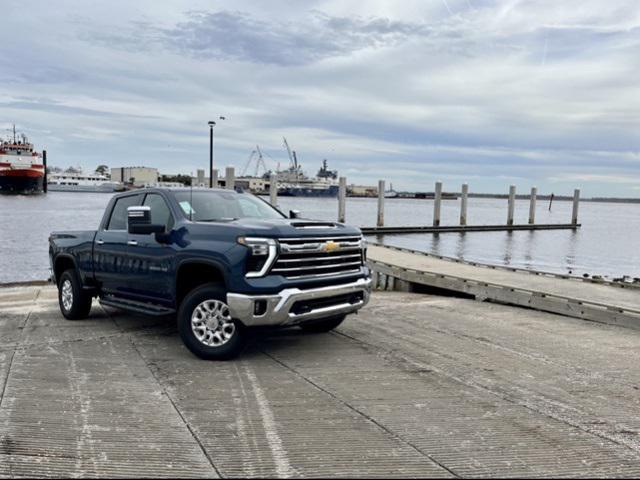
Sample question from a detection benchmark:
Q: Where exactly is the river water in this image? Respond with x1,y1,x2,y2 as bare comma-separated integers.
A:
1,191,637,283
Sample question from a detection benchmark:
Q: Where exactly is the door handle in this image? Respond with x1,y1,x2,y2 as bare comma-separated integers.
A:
127,240,138,246
96,239,104,245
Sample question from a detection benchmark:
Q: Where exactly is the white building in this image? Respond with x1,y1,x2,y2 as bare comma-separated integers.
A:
111,167,158,187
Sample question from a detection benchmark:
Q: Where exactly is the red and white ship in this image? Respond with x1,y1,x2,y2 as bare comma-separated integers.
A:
0,125,44,194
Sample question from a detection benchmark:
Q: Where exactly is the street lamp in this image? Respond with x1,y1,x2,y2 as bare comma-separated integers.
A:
208,117,226,188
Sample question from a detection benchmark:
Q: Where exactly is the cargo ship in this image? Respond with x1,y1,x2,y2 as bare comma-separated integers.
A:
274,138,339,197
0,125,44,194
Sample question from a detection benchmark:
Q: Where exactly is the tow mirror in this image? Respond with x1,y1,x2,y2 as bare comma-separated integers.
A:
289,209,301,219
127,206,165,235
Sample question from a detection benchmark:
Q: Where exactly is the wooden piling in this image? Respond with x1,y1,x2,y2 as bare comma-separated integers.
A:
269,173,278,207
338,176,346,223
507,185,516,226
572,188,580,226
460,183,468,226
377,180,385,227
529,187,537,225
225,166,235,190
212,169,219,188
42,150,47,193
433,181,442,227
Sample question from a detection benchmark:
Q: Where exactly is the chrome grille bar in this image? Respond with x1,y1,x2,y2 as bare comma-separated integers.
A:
273,235,365,279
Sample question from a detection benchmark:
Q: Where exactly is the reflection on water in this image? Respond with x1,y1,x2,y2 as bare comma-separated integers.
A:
501,232,514,266
1,192,639,282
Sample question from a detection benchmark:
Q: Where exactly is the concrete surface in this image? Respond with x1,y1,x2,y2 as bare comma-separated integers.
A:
2,286,640,478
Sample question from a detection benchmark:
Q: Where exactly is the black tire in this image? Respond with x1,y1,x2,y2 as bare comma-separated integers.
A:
58,269,92,320
177,283,246,360
300,315,346,333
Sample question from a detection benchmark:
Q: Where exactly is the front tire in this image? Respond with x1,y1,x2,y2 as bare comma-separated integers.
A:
58,269,92,320
178,283,246,360
300,315,346,333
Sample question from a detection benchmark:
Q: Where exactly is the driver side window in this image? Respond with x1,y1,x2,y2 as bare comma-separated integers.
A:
106,195,140,230
143,193,174,231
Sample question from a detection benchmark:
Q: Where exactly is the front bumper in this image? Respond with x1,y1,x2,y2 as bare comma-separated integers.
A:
227,277,372,327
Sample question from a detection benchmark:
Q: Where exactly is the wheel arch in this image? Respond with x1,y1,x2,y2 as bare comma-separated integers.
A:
175,259,227,308
53,254,78,285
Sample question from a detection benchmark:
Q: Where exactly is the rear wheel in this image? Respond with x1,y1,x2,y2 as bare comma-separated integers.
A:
178,283,246,360
58,269,92,320
300,315,346,333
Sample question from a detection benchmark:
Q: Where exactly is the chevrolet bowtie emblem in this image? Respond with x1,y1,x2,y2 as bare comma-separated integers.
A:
324,241,339,253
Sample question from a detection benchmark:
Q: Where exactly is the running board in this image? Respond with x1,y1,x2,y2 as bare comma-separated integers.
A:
100,295,175,316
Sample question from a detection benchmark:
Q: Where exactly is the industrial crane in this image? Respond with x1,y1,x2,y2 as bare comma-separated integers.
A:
241,145,269,177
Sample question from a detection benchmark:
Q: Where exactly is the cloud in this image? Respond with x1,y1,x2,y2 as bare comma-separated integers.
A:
0,0,639,196
89,10,442,66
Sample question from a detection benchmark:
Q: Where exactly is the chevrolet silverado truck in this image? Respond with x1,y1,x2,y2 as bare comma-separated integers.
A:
49,188,371,359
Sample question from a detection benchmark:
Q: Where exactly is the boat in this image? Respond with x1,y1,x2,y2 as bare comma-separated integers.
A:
276,159,339,197
47,169,124,192
273,138,340,197
384,183,398,198
0,125,44,194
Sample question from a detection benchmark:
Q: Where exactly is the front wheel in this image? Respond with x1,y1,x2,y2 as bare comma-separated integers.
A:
58,269,93,320
178,284,247,360
300,315,346,333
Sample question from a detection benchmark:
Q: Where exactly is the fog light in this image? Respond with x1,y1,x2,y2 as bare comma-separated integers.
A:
254,300,267,316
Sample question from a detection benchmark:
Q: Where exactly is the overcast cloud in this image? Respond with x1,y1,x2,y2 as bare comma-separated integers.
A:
1,0,639,195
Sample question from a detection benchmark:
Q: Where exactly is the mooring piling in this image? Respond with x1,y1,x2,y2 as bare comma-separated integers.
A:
269,173,278,207
338,176,347,222
433,181,442,227
42,150,48,193
377,180,385,227
572,188,580,226
460,183,468,226
507,185,516,226
225,166,235,190
529,187,537,225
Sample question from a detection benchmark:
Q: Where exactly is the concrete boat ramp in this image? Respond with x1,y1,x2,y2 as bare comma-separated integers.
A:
3,252,640,477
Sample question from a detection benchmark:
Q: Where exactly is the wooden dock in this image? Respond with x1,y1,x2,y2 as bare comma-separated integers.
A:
367,244,640,329
362,223,579,234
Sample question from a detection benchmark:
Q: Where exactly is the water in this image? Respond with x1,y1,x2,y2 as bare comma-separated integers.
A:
1,191,637,283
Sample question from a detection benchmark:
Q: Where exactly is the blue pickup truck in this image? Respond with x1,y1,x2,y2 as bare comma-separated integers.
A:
49,188,371,359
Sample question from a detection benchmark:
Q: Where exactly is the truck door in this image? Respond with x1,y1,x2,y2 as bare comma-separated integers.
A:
94,193,142,297
125,192,176,306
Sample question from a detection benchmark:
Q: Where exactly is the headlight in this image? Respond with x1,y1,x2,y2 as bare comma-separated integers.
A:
237,237,277,278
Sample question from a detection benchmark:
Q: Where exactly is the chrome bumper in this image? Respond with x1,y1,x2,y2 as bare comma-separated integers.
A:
227,277,372,327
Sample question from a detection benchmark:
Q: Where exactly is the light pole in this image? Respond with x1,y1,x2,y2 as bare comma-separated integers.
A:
208,116,226,188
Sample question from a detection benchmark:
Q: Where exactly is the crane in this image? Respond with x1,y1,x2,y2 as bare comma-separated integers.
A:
241,145,269,177
283,137,297,170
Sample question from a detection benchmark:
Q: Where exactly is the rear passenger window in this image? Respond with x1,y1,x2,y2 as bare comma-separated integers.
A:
143,194,174,231
106,195,140,230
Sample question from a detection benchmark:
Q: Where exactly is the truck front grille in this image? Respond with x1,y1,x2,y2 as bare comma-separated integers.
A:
273,236,365,279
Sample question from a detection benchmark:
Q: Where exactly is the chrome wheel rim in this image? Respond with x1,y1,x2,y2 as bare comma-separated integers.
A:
191,299,235,347
61,279,73,311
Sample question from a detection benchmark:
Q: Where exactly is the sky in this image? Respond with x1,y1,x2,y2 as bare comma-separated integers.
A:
1,0,639,196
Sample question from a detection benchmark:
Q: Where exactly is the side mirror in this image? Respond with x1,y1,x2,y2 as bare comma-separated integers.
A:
289,209,301,219
127,206,165,235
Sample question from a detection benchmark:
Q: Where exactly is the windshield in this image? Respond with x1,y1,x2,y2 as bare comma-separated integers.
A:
174,190,286,222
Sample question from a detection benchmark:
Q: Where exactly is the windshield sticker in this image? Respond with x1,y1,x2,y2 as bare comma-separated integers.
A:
179,201,195,215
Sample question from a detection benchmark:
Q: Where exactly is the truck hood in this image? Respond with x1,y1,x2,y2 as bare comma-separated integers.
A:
201,217,362,238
